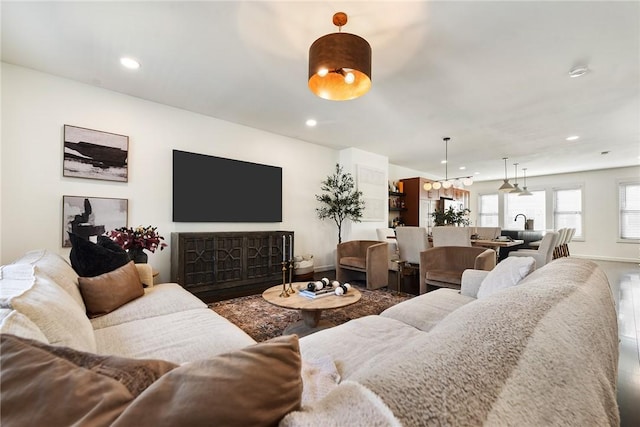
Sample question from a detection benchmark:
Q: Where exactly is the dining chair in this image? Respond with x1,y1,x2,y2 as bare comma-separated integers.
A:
394,227,430,291
564,228,576,256
394,227,430,266
432,226,472,247
552,228,567,259
509,231,559,269
376,227,399,271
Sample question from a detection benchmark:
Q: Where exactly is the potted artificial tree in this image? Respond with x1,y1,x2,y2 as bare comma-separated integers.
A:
316,164,364,243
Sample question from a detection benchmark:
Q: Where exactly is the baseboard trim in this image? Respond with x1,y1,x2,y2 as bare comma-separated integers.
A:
571,254,639,264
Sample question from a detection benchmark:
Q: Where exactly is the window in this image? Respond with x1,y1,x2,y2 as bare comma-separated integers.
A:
477,194,499,227
504,190,546,230
619,182,640,241
554,187,583,239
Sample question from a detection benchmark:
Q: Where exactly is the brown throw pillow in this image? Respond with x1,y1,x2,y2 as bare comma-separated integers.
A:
112,334,303,427
79,261,144,317
0,334,177,427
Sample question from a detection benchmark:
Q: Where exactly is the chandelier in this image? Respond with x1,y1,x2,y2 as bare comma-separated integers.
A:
423,137,473,191
308,12,372,101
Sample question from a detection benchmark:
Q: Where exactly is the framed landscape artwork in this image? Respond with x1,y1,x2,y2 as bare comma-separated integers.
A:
63,125,129,182
62,196,128,247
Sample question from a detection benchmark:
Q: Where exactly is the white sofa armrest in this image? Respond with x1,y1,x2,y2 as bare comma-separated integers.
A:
460,269,489,298
135,264,154,287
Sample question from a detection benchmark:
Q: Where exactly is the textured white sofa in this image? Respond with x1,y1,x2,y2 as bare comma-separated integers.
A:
0,250,255,364
283,257,620,426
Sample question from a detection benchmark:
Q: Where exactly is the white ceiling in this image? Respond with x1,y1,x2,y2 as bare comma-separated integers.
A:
2,1,639,181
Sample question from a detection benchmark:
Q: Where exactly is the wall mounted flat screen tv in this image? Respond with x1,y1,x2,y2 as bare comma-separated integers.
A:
173,150,282,222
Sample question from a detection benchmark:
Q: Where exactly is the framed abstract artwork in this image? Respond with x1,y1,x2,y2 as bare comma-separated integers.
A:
63,124,129,182
62,196,128,247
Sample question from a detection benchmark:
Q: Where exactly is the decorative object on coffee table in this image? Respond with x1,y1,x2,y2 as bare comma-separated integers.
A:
106,225,167,263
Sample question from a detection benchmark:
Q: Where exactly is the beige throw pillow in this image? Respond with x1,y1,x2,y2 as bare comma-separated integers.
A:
79,261,144,317
112,335,303,427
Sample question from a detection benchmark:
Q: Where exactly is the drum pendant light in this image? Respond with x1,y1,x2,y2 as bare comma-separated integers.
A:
308,12,372,101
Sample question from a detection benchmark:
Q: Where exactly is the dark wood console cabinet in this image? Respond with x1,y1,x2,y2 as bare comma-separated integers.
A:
171,231,293,302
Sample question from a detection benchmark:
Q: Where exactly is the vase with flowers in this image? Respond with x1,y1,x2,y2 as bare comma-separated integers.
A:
106,226,168,263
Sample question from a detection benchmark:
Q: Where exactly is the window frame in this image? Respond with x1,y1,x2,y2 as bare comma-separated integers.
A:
552,185,584,241
477,193,499,227
503,189,546,230
618,180,640,243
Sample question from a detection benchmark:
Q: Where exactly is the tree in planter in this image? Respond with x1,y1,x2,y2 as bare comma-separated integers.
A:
316,164,365,244
431,206,471,226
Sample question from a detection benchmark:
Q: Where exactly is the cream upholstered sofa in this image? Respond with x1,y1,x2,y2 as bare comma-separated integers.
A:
286,257,619,426
1,250,619,426
0,250,256,364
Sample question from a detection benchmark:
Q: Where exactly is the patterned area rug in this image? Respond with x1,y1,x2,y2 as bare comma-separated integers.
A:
209,286,414,342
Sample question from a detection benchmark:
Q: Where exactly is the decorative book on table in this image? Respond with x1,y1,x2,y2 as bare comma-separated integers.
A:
299,289,335,299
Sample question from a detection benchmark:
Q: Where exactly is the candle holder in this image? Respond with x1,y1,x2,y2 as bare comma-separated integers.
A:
286,259,295,294
279,261,289,297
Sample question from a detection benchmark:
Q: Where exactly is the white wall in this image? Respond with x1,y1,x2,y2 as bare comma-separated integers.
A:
469,166,640,263
1,63,346,278
339,148,389,242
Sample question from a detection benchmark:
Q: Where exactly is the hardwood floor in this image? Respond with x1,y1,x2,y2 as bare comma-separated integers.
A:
595,260,640,427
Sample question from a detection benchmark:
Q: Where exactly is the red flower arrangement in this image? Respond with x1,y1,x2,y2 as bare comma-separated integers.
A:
106,226,168,253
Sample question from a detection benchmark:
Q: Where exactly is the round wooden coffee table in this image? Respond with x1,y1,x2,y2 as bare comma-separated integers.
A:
262,282,362,337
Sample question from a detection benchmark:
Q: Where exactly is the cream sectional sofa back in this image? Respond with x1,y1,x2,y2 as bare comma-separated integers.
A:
12,249,85,309
0,251,96,351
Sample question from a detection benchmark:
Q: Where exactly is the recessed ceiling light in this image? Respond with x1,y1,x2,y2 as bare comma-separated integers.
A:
305,119,317,127
474,172,480,175
566,135,580,141
568,66,588,78
120,57,140,70
459,166,466,170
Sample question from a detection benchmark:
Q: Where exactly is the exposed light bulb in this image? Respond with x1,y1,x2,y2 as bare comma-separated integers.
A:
423,182,432,191
317,68,329,77
462,177,474,186
432,182,442,190
442,181,452,189
344,72,355,84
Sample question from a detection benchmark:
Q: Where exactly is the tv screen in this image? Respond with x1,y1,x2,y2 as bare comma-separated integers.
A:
173,150,282,222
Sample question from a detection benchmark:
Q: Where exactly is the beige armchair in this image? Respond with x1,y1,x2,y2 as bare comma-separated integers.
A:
336,240,389,290
419,246,496,294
